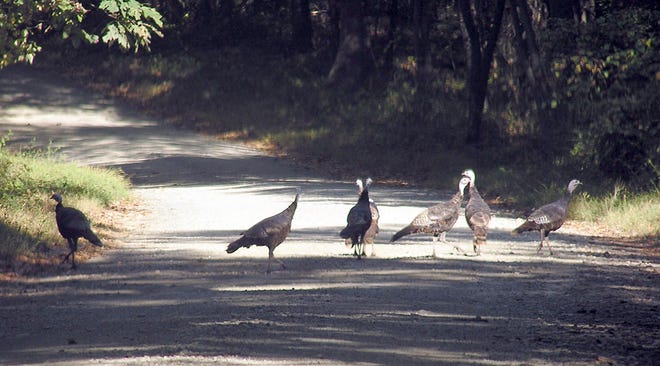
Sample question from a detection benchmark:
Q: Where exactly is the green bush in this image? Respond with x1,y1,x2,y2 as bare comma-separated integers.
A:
0,132,130,262
571,184,660,238
32,5,659,231
544,8,660,188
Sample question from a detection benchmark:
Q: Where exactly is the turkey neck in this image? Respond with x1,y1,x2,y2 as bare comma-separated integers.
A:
357,189,370,205
450,191,463,205
285,194,299,216
466,184,479,200
558,190,573,207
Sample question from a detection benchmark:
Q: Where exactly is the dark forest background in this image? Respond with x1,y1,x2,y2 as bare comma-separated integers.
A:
2,0,658,273
7,0,660,202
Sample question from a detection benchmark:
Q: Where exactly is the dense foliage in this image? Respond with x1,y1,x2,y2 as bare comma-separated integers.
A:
544,8,659,188
6,0,660,193
0,0,162,68
3,1,658,272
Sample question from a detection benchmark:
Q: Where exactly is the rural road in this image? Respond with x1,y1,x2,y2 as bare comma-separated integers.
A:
0,65,658,366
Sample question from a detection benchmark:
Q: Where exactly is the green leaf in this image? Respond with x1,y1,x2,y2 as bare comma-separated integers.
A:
101,23,120,44
142,7,163,27
82,30,99,44
100,0,120,14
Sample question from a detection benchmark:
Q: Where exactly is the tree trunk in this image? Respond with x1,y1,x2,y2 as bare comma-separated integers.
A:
575,0,595,24
160,0,185,23
327,0,371,88
509,0,551,114
384,0,398,73
328,0,341,58
510,0,541,83
413,0,434,81
457,0,506,145
291,0,313,53
544,0,593,25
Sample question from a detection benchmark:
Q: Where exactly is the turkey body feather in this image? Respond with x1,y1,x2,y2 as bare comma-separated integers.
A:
390,176,469,257
462,170,491,255
51,193,103,270
226,188,300,273
365,201,380,244
512,179,582,255
344,178,379,257
340,178,373,259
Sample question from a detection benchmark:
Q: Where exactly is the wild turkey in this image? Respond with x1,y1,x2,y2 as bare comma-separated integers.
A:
390,176,470,257
462,169,491,255
340,178,373,260
512,179,582,255
226,187,301,273
344,178,379,257
51,193,103,270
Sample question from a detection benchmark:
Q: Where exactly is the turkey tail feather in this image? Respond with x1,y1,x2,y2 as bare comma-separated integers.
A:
339,226,354,239
511,221,534,236
474,226,487,245
390,225,414,242
85,231,103,247
226,237,250,253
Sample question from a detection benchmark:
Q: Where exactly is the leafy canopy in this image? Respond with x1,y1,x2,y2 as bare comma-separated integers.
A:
0,0,163,68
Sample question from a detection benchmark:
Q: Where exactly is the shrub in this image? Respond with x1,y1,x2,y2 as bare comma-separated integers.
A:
544,8,660,188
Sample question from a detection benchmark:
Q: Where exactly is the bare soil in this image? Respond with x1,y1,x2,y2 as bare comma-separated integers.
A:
0,65,658,366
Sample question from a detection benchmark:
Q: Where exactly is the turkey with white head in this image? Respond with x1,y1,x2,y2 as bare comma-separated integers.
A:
345,178,379,257
226,187,301,273
512,179,582,255
340,178,373,260
462,169,491,255
390,176,470,257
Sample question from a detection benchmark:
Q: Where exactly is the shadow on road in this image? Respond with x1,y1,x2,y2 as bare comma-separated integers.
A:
1,250,658,365
1,65,658,366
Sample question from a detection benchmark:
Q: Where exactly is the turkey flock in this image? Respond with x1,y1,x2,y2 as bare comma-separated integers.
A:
222,169,580,272
50,170,582,273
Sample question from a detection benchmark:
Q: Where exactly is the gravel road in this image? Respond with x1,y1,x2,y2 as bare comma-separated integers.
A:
0,65,658,366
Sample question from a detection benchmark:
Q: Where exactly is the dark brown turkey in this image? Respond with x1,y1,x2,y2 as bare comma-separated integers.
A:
340,178,373,260
390,176,470,257
226,187,300,273
51,193,103,270
345,178,379,257
512,179,582,255
462,169,491,256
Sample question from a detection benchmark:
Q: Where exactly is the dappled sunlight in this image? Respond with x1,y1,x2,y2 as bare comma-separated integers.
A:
295,336,362,346
3,245,658,365
210,276,459,292
10,353,364,366
0,67,273,174
2,66,658,366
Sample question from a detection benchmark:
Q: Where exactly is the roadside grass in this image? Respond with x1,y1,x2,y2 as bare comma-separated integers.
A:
0,133,131,275
571,186,660,238
34,49,660,240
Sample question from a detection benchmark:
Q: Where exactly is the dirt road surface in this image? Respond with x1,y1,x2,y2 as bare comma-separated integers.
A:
0,66,658,365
